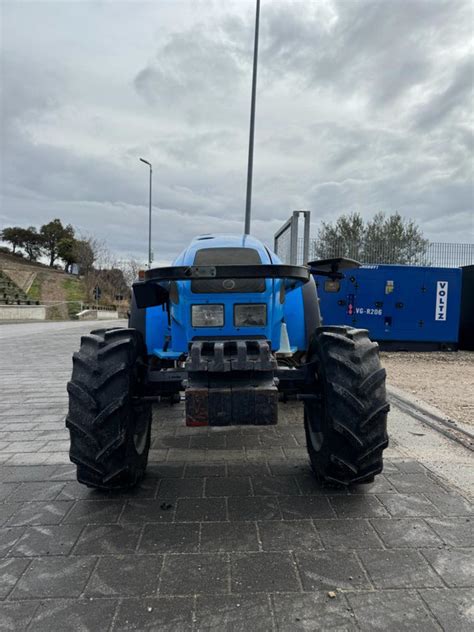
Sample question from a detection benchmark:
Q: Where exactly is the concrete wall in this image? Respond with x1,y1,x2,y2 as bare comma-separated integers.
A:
0,305,47,320
0,305,119,321
98,310,119,320
77,309,119,320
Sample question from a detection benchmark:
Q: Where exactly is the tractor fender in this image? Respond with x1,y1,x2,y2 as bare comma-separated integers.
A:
302,275,322,346
128,291,146,345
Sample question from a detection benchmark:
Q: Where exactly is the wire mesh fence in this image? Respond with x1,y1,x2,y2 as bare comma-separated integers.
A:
274,213,473,268
305,239,474,268
274,211,310,265
274,227,292,264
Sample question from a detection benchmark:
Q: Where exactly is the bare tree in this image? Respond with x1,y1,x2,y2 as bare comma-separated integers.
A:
72,234,109,301
116,258,144,288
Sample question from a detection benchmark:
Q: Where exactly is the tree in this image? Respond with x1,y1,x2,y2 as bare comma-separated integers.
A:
1,226,24,254
117,258,144,288
363,212,429,264
73,239,95,276
93,268,128,303
58,236,78,273
18,227,42,261
314,212,428,264
315,213,365,260
40,219,74,267
73,235,110,302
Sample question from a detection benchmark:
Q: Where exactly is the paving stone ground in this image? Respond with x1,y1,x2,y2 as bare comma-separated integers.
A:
0,321,473,631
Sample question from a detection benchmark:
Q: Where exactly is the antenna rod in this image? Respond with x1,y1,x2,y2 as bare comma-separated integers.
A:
244,0,260,235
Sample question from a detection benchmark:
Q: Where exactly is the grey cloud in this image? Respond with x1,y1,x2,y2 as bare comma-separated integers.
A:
134,24,248,119
259,0,467,108
1,0,473,262
414,56,474,130
1,55,64,126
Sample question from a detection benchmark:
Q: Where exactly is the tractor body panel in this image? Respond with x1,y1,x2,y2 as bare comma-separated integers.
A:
131,233,314,426
283,281,307,352
144,234,308,357
145,306,178,359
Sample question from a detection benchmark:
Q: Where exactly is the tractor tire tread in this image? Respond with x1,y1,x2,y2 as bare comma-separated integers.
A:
305,326,389,486
66,327,151,490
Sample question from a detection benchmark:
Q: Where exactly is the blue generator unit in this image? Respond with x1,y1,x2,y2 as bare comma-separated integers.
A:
313,264,462,350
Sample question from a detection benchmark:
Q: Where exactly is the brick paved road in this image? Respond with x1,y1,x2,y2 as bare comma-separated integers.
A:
0,322,472,630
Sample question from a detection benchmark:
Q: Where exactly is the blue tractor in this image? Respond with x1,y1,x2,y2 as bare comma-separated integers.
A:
66,234,389,490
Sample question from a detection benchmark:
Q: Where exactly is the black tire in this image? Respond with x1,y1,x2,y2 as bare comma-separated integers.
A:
66,328,151,490
303,326,389,486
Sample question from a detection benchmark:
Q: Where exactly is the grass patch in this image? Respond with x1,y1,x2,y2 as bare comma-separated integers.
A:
27,274,43,302
67,301,83,320
63,276,86,319
63,276,86,302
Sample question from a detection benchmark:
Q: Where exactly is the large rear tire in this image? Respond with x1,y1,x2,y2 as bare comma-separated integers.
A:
66,328,151,490
304,326,389,486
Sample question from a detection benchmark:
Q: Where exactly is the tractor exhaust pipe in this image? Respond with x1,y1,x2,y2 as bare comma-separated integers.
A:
244,0,260,236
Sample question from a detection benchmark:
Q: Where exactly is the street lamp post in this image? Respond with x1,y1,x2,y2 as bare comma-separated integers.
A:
244,0,261,236
139,157,153,268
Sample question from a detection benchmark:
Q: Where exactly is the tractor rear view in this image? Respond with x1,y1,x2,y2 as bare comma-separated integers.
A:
66,234,389,490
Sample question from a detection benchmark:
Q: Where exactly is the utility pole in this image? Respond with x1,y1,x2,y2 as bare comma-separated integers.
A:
244,0,260,236
139,158,153,268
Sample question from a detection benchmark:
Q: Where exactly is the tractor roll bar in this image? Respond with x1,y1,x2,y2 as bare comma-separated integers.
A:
133,264,310,309
144,264,310,284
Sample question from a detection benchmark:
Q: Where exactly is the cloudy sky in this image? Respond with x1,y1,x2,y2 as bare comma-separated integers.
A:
1,0,473,264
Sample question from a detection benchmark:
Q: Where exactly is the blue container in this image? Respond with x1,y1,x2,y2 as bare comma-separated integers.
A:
314,264,462,350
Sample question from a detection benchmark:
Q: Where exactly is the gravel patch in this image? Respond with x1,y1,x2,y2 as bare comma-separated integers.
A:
381,351,474,426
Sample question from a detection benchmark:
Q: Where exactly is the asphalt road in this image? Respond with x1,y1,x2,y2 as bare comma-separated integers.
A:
0,321,472,631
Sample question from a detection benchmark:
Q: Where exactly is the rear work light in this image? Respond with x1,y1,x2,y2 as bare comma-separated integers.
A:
191,304,224,327
234,304,267,327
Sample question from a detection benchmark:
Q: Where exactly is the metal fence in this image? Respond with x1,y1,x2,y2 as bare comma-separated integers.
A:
274,213,474,268
274,211,310,264
307,240,474,268
274,224,292,263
